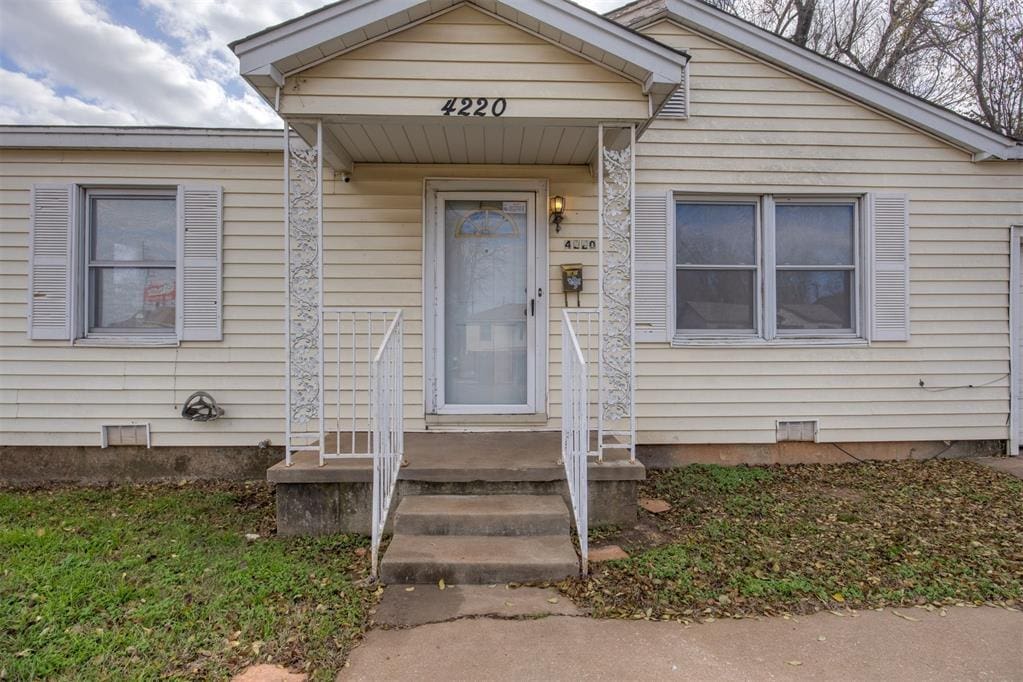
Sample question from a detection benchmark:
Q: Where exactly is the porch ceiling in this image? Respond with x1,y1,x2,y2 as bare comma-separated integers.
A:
323,118,598,165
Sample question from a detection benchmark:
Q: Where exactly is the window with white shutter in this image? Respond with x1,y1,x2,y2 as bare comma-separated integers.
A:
634,193,672,342
868,192,910,341
26,183,224,344
177,186,223,341
28,184,74,340
665,193,901,345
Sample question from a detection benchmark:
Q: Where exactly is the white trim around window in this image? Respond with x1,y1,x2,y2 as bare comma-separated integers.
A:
79,187,180,345
672,193,868,347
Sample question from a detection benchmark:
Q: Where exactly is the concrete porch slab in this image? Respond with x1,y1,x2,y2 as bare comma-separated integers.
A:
267,432,644,484
270,432,644,536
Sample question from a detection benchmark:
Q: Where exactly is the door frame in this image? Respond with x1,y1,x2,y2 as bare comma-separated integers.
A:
423,178,549,416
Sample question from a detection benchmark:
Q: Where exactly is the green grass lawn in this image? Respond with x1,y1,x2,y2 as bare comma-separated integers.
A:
0,483,371,681
563,460,1023,620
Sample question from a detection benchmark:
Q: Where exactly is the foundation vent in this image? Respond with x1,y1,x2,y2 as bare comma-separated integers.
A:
776,420,818,443
101,423,151,448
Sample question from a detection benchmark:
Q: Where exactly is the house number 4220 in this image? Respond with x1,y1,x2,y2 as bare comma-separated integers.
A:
441,97,507,117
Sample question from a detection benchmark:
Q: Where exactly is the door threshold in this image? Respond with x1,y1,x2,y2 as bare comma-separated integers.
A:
426,413,549,430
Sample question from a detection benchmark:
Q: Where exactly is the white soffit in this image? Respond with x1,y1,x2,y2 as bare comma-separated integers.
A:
231,0,688,109
611,0,1021,159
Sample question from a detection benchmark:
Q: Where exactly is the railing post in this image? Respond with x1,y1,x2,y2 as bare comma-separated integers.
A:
561,310,590,575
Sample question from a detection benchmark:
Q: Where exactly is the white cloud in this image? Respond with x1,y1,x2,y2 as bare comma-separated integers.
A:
0,68,138,125
0,0,280,127
0,0,623,128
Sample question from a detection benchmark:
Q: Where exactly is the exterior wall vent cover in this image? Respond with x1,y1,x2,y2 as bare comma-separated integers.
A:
658,68,689,119
101,423,151,448
776,419,818,442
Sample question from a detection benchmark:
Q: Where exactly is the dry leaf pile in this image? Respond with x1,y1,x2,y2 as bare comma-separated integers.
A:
560,461,1023,622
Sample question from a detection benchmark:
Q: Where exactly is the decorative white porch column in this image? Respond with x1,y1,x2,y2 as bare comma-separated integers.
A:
597,124,637,461
284,120,324,462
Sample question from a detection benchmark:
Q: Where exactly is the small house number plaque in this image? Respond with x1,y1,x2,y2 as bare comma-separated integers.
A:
441,97,508,117
563,240,597,250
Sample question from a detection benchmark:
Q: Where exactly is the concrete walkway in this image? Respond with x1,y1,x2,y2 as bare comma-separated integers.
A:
976,456,1023,479
341,604,1022,681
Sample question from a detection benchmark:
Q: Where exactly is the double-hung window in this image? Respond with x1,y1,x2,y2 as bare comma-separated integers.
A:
674,195,862,342
773,199,858,336
675,200,760,335
85,189,177,337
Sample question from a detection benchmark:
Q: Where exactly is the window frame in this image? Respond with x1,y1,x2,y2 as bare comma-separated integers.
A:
673,196,762,338
770,196,862,340
80,187,178,342
671,193,866,345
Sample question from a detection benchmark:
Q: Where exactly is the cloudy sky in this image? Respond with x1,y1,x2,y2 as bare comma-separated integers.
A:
0,0,623,128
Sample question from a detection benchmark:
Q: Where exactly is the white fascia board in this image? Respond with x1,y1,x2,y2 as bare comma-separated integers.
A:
0,126,285,152
642,0,1019,158
233,0,686,89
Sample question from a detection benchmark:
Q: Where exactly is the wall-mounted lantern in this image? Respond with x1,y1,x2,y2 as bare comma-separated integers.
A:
549,195,566,232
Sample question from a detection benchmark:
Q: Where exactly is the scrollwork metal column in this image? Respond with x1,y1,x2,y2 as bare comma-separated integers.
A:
284,121,324,463
597,124,636,461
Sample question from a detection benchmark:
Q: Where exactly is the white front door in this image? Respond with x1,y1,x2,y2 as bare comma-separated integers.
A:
425,184,546,415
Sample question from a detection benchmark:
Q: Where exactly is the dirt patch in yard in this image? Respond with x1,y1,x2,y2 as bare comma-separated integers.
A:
560,460,1023,622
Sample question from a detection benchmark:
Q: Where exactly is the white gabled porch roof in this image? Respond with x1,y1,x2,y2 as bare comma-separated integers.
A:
232,0,687,107
232,0,688,170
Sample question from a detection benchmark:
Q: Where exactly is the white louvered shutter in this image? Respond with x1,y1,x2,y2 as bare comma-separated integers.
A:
28,184,73,340
659,68,689,119
177,185,223,341
869,192,910,341
634,192,673,342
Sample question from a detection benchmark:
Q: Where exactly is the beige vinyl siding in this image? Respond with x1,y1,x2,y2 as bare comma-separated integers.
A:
631,19,1023,445
0,149,594,446
322,163,595,431
0,148,285,447
280,5,649,120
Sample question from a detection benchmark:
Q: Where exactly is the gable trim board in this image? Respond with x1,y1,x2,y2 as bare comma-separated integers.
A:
230,0,689,113
609,0,1021,160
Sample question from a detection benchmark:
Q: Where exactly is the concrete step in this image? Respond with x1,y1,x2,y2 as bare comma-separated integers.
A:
380,534,580,584
394,494,569,536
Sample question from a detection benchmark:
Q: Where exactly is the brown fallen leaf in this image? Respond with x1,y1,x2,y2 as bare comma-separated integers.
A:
787,661,803,666
547,597,559,604
438,579,446,591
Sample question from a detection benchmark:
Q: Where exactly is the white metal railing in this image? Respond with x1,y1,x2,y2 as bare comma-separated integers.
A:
561,309,593,574
320,307,404,579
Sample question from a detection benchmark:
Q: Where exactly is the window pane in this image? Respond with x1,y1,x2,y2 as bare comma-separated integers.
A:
776,204,854,265
676,202,756,265
676,269,755,330
777,270,852,330
443,199,528,405
91,197,176,262
91,267,176,330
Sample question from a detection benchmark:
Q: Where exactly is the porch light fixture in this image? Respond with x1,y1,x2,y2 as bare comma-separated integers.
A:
550,195,566,232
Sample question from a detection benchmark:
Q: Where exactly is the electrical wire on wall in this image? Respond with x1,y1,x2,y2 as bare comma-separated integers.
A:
917,373,1009,392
